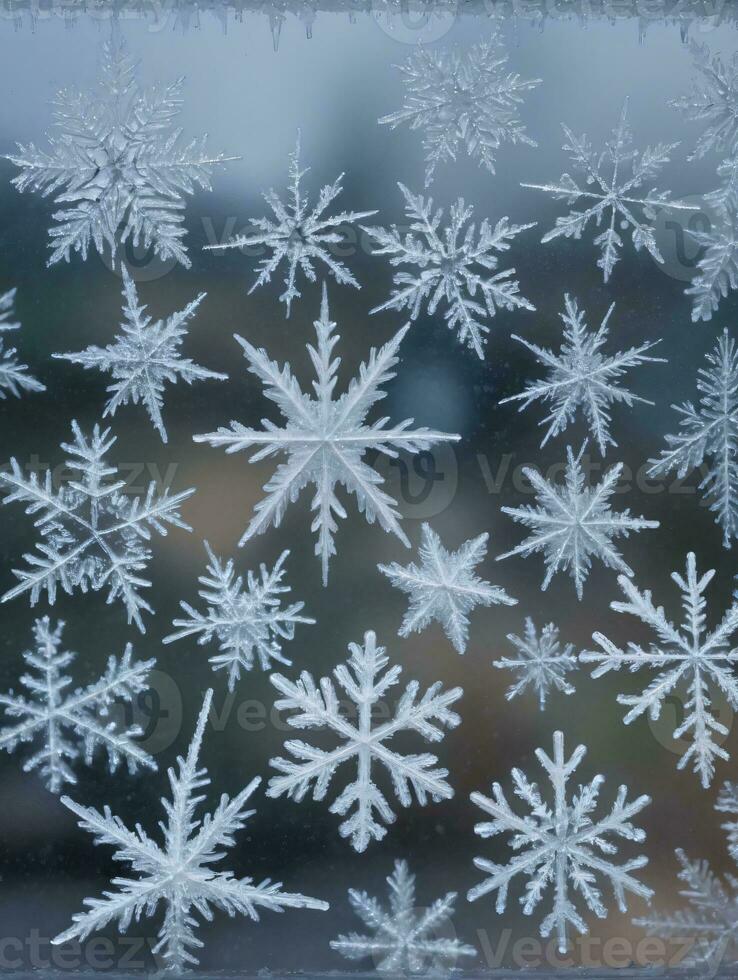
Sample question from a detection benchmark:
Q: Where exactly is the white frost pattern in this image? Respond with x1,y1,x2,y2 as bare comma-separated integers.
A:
468,730,652,953
0,617,155,793
493,619,577,710
671,41,738,160
52,689,328,971
0,289,45,400
267,630,462,852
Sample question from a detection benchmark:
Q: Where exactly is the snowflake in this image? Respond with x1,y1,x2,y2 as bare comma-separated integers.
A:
0,288,45,400
377,522,517,655
499,294,664,456
649,330,738,547
0,617,155,793
193,286,459,585
54,269,226,443
52,689,328,971
5,37,235,268
521,99,696,282
467,730,652,953
163,544,314,692
204,135,376,315
671,41,738,161
0,421,194,631
492,618,577,710
363,184,535,360
330,859,476,972
581,553,738,788
498,443,659,599
379,33,540,187
267,630,462,852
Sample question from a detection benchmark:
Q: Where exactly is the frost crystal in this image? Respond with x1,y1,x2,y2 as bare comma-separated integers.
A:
54,270,226,443
521,99,695,282
492,618,577,710
204,135,376,315
582,553,738,788
500,295,664,456
499,443,658,599
379,34,540,187
363,184,535,360
0,617,155,793
331,859,476,972
52,689,328,971
163,544,314,691
378,522,517,655
649,330,738,547
0,421,194,631
468,730,652,953
5,37,235,268
194,286,459,585
671,41,738,161
267,630,462,852
684,174,738,323
0,289,45,400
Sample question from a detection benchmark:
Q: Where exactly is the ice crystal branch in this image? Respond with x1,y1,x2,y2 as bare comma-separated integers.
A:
0,288,45,400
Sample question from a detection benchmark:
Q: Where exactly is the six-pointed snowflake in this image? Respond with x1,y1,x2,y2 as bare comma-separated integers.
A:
54,269,226,442
467,730,652,953
378,522,517,655
5,37,235,267
500,295,664,456
163,543,314,691
498,443,659,599
204,135,376,315
0,421,195,631
0,288,46,400
363,184,535,359
521,99,695,281
671,41,738,161
52,689,328,971
379,33,540,187
194,286,459,585
582,553,738,787
331,859,476,972
267,630,462,852
0,617,155,793
492,618,577,710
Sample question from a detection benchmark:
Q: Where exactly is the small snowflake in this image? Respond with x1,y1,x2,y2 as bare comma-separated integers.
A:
54,269,226,443
267,630,462,852
331,859,476,972
500,295,664,456
378,522,517,655
498,443,659,599
0,289,45,400
204,134,376,315
52,689,328,971
0,617,155,793
363,184,535,360
0,421,194,631
468,730,652,953
671,40,738,161
582,553,738,787
492,618,577,710
163,544,314,691
194,286,459,585
521,99,696,281
379,33,540,186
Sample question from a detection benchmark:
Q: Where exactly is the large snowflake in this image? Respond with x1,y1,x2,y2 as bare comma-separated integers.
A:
0,617,155,793
5,37,234,268
363,184,535,360
267,630,462,852
163,544,314,691
671,41,738,161
52,689,328,971
0,421,194,631
499,443,659,599
0,288,45,400
492,618,578,710
55,269,226,443
379,34,540,187
582,553,738,788
204,135,375,315
500,295,664,456
521,99,695,282
193,286,459,585
467,730,652,953
649,330,738,548
378,522,516,655
330,859,476,972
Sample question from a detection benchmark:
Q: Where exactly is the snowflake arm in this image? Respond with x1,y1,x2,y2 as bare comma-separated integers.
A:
671,41,738,161
493,618,577,709
0,288,46,399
